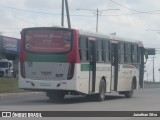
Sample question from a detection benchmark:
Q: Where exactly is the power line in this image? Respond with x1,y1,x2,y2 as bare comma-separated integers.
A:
0,4,93,17
0,28,22,29
101,11,160,16
76,8,119,32
0,32,19,33
0,3,60,15
110,0,160,14
1,3,160,18
0,9,42,26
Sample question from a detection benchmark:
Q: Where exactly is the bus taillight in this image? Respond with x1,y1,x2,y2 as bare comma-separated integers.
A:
20,61,26,78
67,62,75,80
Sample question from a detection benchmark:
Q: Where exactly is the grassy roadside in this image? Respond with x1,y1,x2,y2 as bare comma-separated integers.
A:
0,77,28,94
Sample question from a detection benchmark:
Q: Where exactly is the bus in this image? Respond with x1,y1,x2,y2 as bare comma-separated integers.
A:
19,27,146,101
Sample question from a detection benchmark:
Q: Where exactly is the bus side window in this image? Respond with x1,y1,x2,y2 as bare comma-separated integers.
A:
119,42,124,63
127,43,132,63
99,40,103,62
103,40,109,63
96,39,103,62
108,41,111,62
137,45,140,63
131,44,134,63
78,37,82,60
124,43,128,62
131,44,138,63
102,40,106,62
79,36,88,62
118,43,121,63
123,43,125,62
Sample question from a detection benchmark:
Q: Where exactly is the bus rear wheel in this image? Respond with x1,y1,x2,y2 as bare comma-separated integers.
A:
124,81,134,98
46,90,65,102
97,79,106,102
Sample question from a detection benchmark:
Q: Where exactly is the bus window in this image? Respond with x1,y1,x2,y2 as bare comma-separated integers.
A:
119,43,125,63
127,43,132,63
96,39,103,62
137,45,140,63
102,40,106,62
108,41,111,62
118,43,121,63
25,29,72,53
124,43,128,62
102,40,110,63
131,44,138,63
79,36,88,62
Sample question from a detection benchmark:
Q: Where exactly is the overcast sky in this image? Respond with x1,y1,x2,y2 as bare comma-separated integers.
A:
0,0,160,81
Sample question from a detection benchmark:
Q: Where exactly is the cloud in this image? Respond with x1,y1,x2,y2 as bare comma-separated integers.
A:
0,0,160,46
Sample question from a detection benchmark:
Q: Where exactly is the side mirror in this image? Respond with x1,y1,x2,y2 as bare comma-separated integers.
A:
145,54,148,60
9,63,12,67
144,49,148,60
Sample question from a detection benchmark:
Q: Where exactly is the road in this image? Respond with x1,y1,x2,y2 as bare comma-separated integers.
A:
0,88,160,120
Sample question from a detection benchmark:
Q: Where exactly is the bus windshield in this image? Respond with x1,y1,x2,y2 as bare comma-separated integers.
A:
0,62,8,68
24,29,72,53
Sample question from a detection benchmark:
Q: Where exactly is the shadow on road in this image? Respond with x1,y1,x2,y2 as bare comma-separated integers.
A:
0,94,127,105
46,95,126,104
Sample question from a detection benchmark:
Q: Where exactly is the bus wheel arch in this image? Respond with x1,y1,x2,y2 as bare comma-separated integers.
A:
101,76,106,90
124,77,136,98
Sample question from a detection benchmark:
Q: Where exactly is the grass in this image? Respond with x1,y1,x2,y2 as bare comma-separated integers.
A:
0,77,28,94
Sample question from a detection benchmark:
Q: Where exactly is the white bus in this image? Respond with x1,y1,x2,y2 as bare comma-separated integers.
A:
19,27,145,101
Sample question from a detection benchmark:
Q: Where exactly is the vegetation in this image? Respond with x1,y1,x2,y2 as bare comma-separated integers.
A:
0,77,27,94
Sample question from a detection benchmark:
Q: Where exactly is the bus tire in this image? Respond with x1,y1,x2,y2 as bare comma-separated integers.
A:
125,81,134,98
46,90,65,102
97,79,106,102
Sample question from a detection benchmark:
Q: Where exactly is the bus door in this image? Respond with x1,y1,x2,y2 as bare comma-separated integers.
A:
88,37,96,92
111,42,119,91
139,47,145,88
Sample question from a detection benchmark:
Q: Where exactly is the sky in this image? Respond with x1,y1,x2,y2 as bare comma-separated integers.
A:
0,0,160,81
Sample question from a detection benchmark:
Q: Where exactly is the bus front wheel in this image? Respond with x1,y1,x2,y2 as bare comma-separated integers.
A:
124,81,134,98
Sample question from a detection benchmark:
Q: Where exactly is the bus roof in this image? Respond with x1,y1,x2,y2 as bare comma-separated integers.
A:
79,29,143,47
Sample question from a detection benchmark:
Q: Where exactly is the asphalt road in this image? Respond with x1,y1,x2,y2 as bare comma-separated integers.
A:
0,88,160,120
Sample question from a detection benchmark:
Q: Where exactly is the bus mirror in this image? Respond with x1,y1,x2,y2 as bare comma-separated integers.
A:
9,63,12,67
145,54,148,60
144,49,148,60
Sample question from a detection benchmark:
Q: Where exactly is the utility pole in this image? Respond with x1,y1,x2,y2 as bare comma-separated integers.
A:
65,0,71,29
96,9,99,33
61,0,71,28
61,0,64,27
95,8,120,33
76,8,119,33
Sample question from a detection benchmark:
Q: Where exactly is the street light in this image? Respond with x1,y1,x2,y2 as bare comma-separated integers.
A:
76,8,120,33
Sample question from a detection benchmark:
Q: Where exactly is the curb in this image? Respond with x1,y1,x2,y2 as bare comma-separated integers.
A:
0,92,45,99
